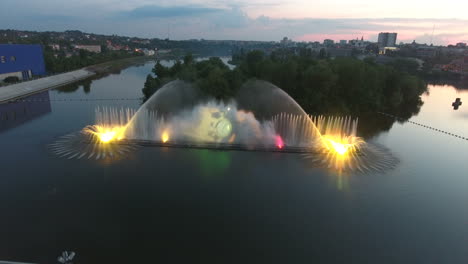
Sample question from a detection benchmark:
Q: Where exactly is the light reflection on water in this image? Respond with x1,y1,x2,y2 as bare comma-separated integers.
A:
411,84,468,137
0,61,468,263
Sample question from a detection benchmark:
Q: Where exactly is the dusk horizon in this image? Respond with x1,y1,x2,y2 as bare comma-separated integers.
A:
1,0,467,45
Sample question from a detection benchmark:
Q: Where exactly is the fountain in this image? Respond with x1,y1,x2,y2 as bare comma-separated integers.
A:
50,80,397,172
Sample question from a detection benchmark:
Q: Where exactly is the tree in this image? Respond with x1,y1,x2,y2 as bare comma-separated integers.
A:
319,48,327,59
3,76,19,83
142,50,427,116
183,53,194,65
152,61,170,78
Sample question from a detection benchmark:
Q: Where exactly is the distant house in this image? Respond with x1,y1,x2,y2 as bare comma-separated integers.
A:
349,37,367,50
74,45,101,53
323,39,334,46
379,47,398,55
106,40,125,51
157,49,172,54
143,49,155,56
48,44,60,51
439,58,465,73
0,44,46,81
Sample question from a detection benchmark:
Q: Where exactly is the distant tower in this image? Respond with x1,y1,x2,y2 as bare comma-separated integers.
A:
378,32,397,47
430,24,435,45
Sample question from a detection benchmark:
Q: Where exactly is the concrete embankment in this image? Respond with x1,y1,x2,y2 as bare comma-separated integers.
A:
0,69,95,103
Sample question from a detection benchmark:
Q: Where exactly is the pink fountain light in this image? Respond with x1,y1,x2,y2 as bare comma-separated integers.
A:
275,135,284,149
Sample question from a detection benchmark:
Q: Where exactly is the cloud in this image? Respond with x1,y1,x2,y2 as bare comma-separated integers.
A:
211,7,250,28
254,17,468,44
0,1,467,45
119,5,224,19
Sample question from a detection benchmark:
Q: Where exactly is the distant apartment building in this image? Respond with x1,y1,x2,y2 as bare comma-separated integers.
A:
307,42,321,48
456,42,467,48
323,39,334,46
416,47,437,58
378,32,397,47
74,45,101,53
0,44,46,81
349,37,366,49
339,40,347,45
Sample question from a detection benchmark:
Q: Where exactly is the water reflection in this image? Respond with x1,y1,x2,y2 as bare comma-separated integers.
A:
192,149,231,179
407,84,468,138
428,78,468,90
56,59,153,94
2,62,468,264
357,97,424,139
56,69,125,94
0,91,51,133
56,78,93,94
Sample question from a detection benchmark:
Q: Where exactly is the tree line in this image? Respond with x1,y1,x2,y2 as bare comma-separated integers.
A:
143,50,427,115
44,48,142,74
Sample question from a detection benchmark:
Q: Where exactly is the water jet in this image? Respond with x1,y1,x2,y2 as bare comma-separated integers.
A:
50,80,397,172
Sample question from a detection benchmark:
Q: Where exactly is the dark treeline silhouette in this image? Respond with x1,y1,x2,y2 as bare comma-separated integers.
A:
143,51,427,116
44,48,142,74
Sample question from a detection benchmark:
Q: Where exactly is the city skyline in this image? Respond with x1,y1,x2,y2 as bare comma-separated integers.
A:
1,0,467,45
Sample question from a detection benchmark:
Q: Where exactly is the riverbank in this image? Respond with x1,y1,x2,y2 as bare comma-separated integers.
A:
0,56,155,104
0,69,94,103
85,55,155,75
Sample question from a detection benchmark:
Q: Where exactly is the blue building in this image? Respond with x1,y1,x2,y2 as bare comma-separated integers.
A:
0,44,46,81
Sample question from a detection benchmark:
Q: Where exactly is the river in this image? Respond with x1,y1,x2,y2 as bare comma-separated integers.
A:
0,60,467,263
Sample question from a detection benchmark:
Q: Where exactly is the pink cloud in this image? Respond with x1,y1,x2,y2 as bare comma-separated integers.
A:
295,32,378,43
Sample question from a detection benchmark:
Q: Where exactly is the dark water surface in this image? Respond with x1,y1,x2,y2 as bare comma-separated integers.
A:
1,62,468,263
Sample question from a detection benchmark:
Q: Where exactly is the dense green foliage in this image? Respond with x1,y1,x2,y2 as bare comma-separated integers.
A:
3,76,20,83
143,51,427,114
44,49,142,74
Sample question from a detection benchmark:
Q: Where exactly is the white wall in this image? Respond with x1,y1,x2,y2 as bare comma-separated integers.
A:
0,71,23,82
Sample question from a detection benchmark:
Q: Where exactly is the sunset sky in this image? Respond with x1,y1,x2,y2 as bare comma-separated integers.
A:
1,0,467,45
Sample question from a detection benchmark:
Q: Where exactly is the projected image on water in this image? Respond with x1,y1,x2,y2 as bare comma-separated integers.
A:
51,80,397,173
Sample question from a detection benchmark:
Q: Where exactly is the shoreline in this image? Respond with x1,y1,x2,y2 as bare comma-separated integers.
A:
0,56,155,104
0,69,95,104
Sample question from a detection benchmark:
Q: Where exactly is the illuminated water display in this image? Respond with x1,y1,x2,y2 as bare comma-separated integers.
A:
2,62,468,264
50,79,396,172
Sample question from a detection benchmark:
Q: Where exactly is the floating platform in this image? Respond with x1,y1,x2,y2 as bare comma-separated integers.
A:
118,139,326,154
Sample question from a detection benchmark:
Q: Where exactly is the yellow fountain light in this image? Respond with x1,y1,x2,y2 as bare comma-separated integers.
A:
321,135,362,157
161,131,170,143
329,139,348,156
85,125,125,144
99,130,117,143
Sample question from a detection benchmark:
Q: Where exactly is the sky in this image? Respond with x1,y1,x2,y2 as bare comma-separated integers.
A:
1,0,467,45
